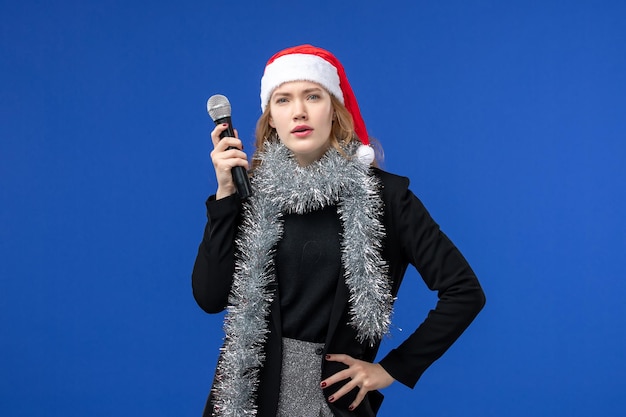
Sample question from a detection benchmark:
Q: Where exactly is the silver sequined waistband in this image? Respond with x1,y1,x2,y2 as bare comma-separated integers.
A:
277,337,334,417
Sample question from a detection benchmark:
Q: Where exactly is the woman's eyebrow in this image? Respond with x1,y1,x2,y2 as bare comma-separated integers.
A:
273,87,324,98
302,87,323,94
272,91,292,98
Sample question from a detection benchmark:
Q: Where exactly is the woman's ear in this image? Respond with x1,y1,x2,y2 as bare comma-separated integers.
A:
269,117,275,128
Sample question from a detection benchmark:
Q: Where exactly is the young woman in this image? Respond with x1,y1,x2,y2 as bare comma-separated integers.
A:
192,44,485,417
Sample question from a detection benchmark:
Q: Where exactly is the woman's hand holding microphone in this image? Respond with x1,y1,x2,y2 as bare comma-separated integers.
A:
210,123,249,200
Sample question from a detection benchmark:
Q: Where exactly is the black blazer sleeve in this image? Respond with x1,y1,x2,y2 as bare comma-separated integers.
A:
376,170,486,388
192,193,241,314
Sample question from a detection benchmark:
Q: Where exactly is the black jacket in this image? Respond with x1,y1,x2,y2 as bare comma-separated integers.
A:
192,168,485,417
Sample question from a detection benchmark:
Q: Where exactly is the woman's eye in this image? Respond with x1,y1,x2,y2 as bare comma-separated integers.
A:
308,94,320,100
276,97,288,104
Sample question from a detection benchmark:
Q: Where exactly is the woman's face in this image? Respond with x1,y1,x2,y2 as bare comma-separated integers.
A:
269,80,334,166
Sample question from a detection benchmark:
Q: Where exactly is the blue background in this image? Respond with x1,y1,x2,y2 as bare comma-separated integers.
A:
1,1,625,416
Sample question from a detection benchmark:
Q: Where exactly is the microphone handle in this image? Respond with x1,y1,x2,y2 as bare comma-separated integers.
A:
214,116,252,200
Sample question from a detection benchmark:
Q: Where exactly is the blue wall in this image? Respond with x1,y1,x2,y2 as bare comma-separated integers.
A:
1,1,624,416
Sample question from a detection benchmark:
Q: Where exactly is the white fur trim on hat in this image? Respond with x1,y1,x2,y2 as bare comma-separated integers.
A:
260,53,344,111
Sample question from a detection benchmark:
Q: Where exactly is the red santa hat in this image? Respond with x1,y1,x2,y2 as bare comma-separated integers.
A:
260,44,374,164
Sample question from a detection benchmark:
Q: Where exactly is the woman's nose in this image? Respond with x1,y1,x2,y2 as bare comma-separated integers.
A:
292,99,307,119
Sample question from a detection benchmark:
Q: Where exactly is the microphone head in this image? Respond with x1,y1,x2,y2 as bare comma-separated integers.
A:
207,94,231,121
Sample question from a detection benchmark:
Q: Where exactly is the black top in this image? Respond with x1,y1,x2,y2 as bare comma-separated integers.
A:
276,205,342,343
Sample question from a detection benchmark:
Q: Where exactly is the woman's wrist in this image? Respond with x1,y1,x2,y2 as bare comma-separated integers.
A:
215,185,236,200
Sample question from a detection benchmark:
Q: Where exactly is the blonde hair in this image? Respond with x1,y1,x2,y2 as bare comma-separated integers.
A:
252,94,374,171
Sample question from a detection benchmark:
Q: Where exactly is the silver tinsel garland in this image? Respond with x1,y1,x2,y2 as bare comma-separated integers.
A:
212,142,393,417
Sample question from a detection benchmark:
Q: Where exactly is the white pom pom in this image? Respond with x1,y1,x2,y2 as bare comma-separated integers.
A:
356,144,375,165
